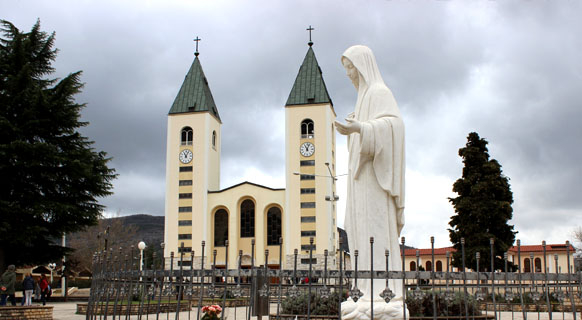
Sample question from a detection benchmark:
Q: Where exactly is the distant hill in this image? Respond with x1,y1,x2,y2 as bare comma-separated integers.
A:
115,214,164,245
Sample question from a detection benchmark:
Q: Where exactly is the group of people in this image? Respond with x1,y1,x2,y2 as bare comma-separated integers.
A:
0,265,52,306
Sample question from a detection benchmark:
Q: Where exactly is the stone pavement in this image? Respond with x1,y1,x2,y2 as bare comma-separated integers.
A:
49,302,578,320
52,302,266,320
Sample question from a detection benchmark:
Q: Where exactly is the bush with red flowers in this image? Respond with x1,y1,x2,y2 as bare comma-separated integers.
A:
201,304,223,320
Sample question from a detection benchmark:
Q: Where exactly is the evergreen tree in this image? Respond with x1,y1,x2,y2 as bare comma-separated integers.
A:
0,20,116,271
448,132,516,271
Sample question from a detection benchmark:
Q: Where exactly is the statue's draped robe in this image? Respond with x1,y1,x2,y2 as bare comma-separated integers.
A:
343,46,405,301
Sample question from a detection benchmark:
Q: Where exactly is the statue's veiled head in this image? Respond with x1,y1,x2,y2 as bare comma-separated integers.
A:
342,58,360,89
342,45,384,89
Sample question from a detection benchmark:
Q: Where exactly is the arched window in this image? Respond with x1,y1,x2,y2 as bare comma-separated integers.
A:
267,207,282,245
301,119,314,139
212,130,217,148
436,260,443,272
181,127,193,145
426,261,432,271
410,261,416,271
524,258,531,273
214,209,228,247
534,258,542,273
240,199,255,237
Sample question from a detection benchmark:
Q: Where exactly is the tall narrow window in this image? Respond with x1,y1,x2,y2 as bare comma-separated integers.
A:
426,261,432,271
524,258,531,273
212,130,217,148
240,199,255,237
436,260,443,272
534,258,542,272
267,207,281,245
214,209,228,247
410,261,416,271
301,119,314,139
181,127,193,145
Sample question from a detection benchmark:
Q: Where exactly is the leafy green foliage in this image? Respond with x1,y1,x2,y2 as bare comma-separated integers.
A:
0,19,116,270
406,290,481,317
448,132,516,271
281,290,347,315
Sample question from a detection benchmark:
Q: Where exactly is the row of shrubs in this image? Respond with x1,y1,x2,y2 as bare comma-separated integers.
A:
280,288,567,316
280,290,481,316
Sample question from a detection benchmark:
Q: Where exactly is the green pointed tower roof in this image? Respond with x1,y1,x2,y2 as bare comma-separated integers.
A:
169,56,221,121
286,46,333,106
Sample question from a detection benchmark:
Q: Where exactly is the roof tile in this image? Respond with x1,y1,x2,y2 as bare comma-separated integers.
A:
169,57,221,121
286,46,332,106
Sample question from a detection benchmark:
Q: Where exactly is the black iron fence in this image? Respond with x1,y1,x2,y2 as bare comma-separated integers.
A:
86,237,582,320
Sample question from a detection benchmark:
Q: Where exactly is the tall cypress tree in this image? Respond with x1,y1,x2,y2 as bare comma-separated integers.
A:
0,20,116,271
448,132,516,271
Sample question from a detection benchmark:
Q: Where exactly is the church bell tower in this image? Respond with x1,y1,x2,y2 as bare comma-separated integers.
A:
164,42,221,267
285,35,338,268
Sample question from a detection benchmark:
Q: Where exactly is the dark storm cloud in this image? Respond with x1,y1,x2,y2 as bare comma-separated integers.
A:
2,0,581,246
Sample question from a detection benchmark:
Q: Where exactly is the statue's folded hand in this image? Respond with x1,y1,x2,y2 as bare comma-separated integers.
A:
335,118,361,135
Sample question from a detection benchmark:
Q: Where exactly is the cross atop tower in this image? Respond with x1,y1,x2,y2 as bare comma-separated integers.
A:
193,36,201,56
306,25,314,46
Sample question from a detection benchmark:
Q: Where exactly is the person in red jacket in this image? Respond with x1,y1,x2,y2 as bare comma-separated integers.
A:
39,274,50,305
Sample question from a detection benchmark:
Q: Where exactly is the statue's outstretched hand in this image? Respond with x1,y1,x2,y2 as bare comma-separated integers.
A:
335,118,361,135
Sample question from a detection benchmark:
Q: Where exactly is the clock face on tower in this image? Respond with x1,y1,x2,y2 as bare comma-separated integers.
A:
179,149,193,164
300,142,315,157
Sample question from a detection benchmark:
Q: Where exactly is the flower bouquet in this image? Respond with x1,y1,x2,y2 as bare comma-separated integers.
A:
201,304,223,320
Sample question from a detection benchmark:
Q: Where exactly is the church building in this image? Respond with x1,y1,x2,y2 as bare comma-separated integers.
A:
163,40,339,270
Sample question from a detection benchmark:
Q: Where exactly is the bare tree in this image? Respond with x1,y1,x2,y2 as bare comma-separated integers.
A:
68,214,138,271
573,226,582,246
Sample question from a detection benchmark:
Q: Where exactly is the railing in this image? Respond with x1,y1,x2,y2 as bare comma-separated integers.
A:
86,237,582,320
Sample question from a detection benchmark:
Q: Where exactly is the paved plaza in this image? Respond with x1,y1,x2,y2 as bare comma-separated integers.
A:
46,302,579,320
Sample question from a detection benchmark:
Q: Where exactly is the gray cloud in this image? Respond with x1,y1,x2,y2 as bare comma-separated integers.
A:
2,0,581,247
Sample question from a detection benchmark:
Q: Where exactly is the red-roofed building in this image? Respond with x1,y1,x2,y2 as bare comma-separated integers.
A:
403,247,456,272
507,243,576,273
401,243,576,273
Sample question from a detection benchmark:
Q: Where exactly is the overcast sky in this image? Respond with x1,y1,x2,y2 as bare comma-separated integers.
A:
3,0,581,249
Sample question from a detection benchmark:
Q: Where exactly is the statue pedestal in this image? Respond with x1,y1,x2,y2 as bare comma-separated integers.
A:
341,296,408,320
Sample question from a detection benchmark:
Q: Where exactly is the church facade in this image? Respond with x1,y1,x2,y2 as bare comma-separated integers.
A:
163,43,339,270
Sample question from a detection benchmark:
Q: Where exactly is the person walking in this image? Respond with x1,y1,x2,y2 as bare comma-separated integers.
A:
0,265,17,306
39,274,50,305
22,273,35,306
34,280,41,301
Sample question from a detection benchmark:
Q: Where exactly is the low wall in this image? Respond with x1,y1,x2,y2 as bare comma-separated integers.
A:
77,302,191,315
482,303,582,312
0,306,53,320
198,298,248,307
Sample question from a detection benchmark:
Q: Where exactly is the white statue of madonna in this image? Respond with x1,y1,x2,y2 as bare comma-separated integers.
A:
335,45,407,320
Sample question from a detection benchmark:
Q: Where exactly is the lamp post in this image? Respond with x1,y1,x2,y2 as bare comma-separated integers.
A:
293,162,342,202
138,241,147,272
161,242,165,269
324,162,340,202
61,233,66,298
48,263,56,284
